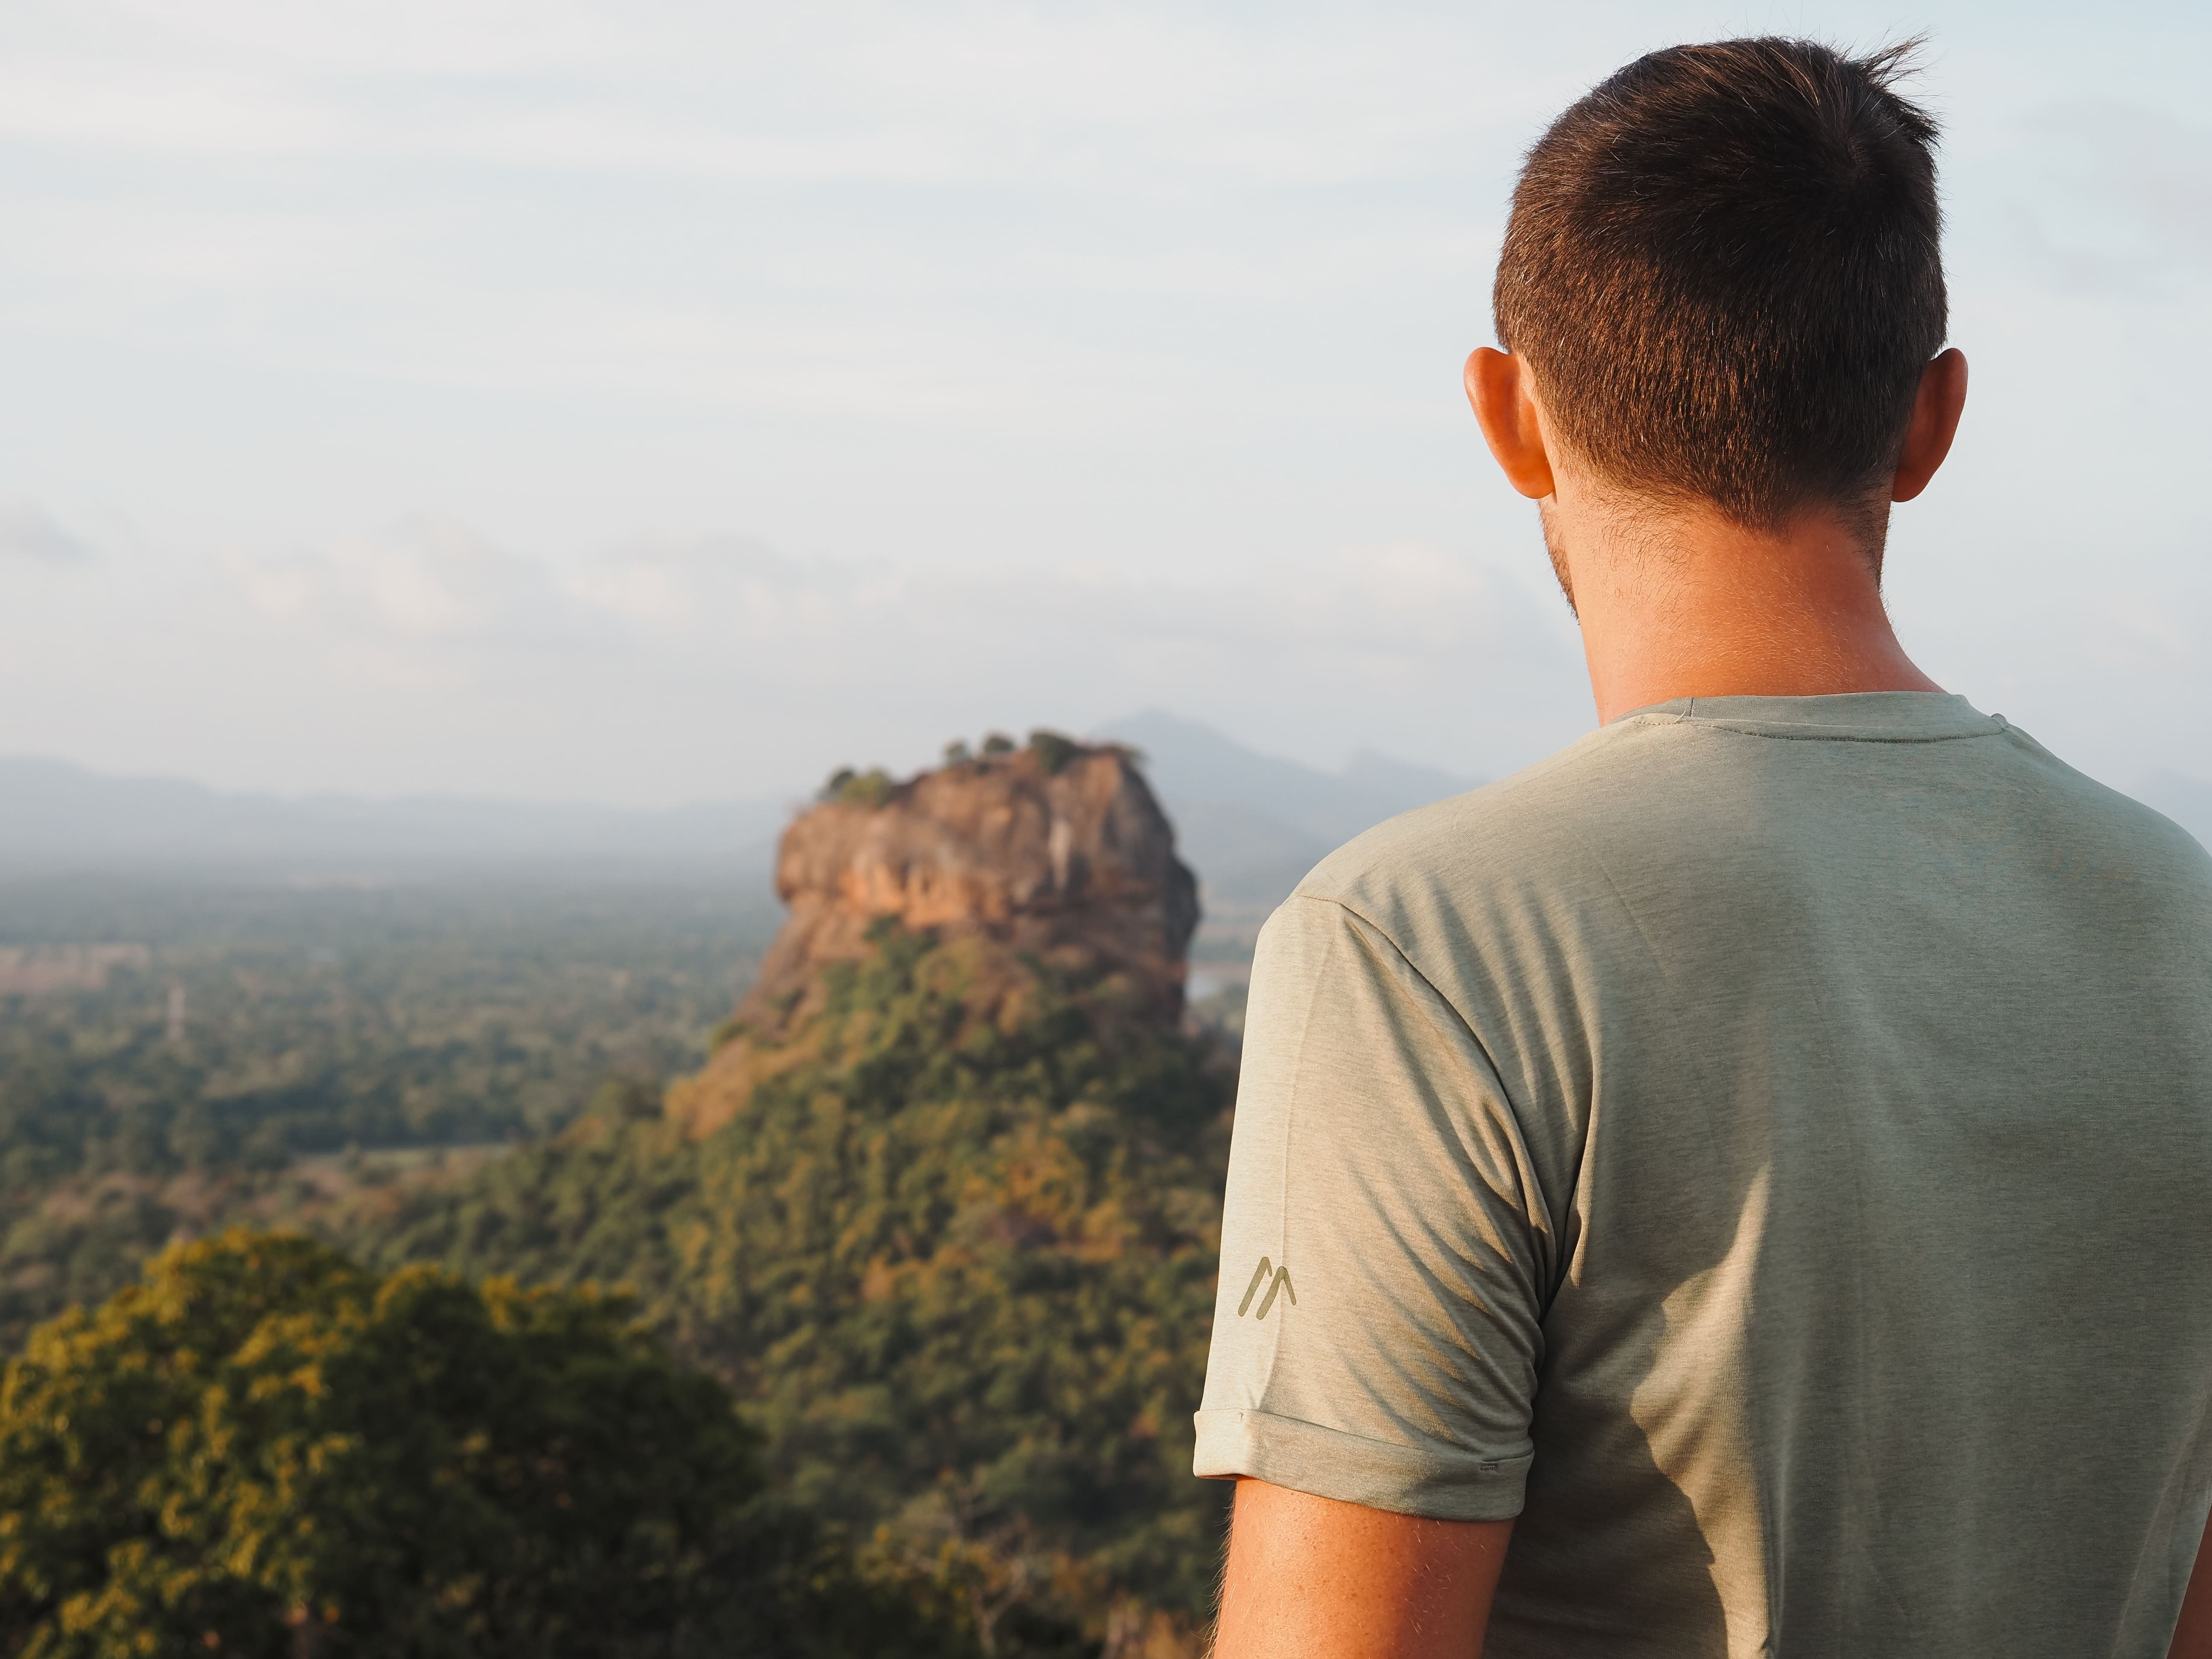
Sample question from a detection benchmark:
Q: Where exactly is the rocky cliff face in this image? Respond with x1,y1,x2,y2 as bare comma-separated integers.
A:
667,737,1199,1135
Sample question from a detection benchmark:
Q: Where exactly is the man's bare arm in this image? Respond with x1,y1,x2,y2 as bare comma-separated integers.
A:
2172,1511,2212,1659
1210,1479,1513,1659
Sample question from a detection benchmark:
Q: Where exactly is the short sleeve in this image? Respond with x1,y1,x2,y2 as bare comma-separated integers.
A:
1193,893,1554,1520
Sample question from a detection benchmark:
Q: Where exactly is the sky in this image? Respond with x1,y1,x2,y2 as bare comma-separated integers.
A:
0,0,2206,806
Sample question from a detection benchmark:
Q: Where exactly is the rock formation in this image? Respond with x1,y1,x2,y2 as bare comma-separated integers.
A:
667,734,1199,1135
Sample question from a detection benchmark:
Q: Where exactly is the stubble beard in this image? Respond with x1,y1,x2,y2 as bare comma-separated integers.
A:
1539,498,1578,619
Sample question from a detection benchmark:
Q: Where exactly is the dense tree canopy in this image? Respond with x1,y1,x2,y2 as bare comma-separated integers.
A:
0,1231,966,1658
378,923,1235,1652
0,878,775,1356
0,881,1242,1657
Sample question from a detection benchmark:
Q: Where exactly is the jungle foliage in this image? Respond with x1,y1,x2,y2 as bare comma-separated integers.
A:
0,878,777,1355
375,921,1236,1650
0,1230,971,1658
0,880,1239,1657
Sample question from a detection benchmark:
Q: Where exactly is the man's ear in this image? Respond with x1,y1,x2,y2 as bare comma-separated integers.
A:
1466,347,1556,500
1891,347,1968,503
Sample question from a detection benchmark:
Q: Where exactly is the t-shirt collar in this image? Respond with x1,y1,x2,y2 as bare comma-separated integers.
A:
1611,691,2002,742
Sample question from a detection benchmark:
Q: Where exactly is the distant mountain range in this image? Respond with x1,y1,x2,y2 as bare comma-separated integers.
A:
1092,710,1477,907
30,722,2193,915
0,757,792,878
0,716,1482,908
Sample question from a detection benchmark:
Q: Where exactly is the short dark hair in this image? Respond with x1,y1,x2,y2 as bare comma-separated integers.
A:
1494,38,1946,531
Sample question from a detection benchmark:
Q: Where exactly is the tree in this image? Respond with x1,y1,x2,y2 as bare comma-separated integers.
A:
0,1231,968,1658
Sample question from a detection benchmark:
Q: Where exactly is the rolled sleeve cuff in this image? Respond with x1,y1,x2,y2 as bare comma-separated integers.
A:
1192,1407,1531,1521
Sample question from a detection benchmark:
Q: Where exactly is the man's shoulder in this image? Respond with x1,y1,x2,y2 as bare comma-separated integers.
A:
1281,706,2212,968
1285,726,1641,952
1998,725,2212,875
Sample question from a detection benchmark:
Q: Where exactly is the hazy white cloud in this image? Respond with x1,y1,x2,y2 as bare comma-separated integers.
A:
0,511,1589,802
0,3,1537,188
0,0,2209,806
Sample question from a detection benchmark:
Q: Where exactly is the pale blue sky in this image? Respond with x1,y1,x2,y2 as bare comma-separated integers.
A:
1,0,2206,805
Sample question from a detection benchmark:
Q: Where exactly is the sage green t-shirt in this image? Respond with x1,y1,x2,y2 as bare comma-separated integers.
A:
1196,693,2212,1656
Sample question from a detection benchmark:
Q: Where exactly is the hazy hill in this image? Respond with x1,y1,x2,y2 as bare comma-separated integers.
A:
0,757,789,876
1093,710,1477,907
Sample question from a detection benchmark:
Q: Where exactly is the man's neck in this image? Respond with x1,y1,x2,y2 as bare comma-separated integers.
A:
1550,490,1941,725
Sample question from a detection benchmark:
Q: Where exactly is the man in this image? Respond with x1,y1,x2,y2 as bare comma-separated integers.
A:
1196,38,2212,1657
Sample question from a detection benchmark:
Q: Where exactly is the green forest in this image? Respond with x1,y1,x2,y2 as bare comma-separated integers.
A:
0,871,1239,1656
0,877,777,1354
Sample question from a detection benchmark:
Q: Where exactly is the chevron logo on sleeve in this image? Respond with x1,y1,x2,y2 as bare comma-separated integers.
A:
1237,1257,1296,1320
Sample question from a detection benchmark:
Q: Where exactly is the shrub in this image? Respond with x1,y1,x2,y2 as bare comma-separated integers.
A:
588,1074,665,1122
837,769,896,809
1027,731,1080,776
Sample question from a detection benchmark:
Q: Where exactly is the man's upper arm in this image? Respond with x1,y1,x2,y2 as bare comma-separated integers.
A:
1212,1479,1514,1659
1194,893,1554,1521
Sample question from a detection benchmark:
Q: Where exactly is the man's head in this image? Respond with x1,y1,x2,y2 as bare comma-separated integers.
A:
1487,38,1948,540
